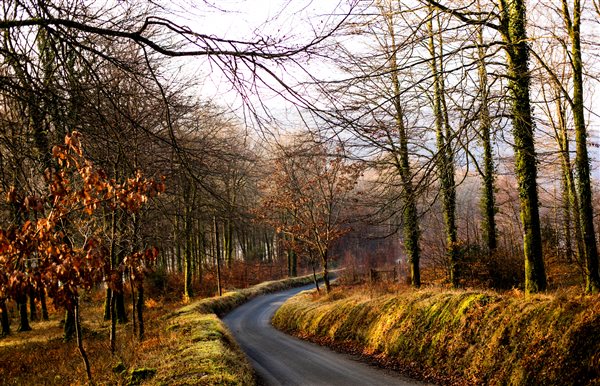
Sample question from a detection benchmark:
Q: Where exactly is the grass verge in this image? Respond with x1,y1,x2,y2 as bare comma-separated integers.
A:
155,274,320,385
272,286,600,385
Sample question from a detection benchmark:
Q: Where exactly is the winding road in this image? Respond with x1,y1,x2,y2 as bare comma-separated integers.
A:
222,284,425,386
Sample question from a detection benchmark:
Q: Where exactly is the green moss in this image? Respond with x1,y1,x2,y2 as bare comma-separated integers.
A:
274,288,600,385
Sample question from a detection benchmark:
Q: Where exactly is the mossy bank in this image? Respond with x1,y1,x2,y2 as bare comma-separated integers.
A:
143,275,319,385
272,287,600,385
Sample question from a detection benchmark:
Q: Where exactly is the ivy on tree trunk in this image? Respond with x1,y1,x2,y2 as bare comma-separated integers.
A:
499,0,547,293
562,0,600,293
428,9,459,287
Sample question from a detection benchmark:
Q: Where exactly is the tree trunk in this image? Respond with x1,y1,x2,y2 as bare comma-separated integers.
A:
64,309,75,341
103,287,112,321
562,0,600,293
476,2,497,254
130,272,137,335
1,299,10,336
110,295,117,353
175,213,182,273
312,262,320,293
428,10,459,287
287,234,297,277
225,219,234,268
198,226,206,284
74,301,92,382
17,295,31,332
322,251,331,294
136,282,144,340
105,204,115,323
115,288,127,324
40,288,49,321
499,0,546,293
214,216,223,296
184,195,193,300
28,288,37,322
382,4,421,287
560,156,574,263
554,88,577,263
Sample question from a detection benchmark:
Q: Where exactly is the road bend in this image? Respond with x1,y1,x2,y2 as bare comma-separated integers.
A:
222,284,427,386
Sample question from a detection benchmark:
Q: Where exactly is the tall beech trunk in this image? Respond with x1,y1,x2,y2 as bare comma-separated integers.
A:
183,187,194,300
287,234,297,277
559,111,576,263
74,301,92,381
312,260,320,293
103,287,112,321
28,288,37,322
110,295,117,353
476,3,497,254
554,88,583,264
115,281,127,324
175,213,182,273
225,219,234,268
499,0,546,293
136,282,144,340
113,210,127,324
130,271,137,336
428,11,459,287
40,288,48,321
322,256,331,294
562,0,600,293
64,309,75,341
104,206,116,321
198,225,206,283
382,4,421,287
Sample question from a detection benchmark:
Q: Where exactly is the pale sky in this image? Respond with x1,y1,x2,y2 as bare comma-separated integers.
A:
162,0,349,129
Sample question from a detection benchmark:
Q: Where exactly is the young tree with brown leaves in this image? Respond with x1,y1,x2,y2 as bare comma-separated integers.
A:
0,132,163,380
260,137,362,293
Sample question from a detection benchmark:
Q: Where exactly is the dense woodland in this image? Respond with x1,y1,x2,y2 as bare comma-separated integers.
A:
1,0,600,382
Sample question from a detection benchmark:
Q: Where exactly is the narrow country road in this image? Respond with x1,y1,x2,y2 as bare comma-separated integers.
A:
222,284,426,386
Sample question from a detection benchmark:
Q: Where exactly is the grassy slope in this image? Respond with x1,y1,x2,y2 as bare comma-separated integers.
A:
272,287,600,385
152,275,319,385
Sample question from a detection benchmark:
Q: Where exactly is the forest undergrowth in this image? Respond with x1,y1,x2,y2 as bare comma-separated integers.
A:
0,288,182,385
0,265,306,385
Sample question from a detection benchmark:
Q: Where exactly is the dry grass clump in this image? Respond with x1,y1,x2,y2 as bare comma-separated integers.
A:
273,285,600,385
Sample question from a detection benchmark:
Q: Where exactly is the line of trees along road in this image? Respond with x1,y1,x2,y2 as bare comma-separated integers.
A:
306,0,600,294
1,0,600,372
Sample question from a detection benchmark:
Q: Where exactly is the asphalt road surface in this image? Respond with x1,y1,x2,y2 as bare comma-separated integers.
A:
222,284,426,386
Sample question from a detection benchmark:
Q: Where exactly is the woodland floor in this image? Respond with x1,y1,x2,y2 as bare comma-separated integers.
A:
0,288,189,385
